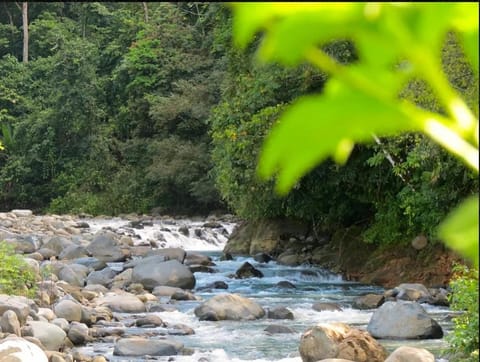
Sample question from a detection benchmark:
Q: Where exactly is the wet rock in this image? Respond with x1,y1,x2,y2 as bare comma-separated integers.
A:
264,325,296,334
253,253,273,263
276,281,296,289
113,336,183,356
167,323,195,336
0,336,48,362
367,301,443,339
385,346,435,362
73,257,106,271
135,315,164,328
170,290,197,301
392,283,432,303
194,293,265,321
312,302,343,312
178,226,189,236
266,306,294,320
235,262,264,279
299,322,387,362
353,294,385,309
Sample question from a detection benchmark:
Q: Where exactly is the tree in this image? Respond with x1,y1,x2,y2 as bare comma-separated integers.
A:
230,2,478,268
21,2,28,63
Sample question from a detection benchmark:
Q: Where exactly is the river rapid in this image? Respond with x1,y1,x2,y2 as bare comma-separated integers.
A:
75,216,453,362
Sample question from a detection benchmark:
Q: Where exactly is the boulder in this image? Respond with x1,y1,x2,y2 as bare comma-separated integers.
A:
392,283,432,303
253,252,273,263
135,315,164,328
299,322,387,362
113,337,183,356
145,247,187,263
96,292,146,313
73,257,106,271
67,322,90,345
86,232,125,262
184,252,213,266
277,281,296,289
266,306,294,320
353,294,384,309
132,259,195,290
194,293,265,321
367,301,443,339
235,262,264,279
0,336,48,362
43,236,73,255
27,321,67,351
86,267,118,287
312,302,343,312
54,299,82,322
264,325,296,334
58,264,88,287
385,346,435,362
0,295,32,325
1,309,21,336
59,245,88,260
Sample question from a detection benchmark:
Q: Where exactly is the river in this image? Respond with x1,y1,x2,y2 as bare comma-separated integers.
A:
77,216,452,362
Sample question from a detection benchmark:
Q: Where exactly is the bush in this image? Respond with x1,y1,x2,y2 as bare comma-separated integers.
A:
0,242,37,298
446,264,479,361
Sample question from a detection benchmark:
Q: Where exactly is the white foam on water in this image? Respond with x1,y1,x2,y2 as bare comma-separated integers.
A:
84,217,236,251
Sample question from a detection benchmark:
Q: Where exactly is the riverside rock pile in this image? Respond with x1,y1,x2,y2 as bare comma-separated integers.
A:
0,210,445,362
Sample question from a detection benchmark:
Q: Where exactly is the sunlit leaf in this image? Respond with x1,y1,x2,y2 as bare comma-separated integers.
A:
438,196,479,268
257,79,419,194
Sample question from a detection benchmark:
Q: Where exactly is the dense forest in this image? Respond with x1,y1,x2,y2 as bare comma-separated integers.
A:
0,2,478,248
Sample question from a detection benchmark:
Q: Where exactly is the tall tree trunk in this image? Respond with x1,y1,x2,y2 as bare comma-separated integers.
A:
22,2,28,63
142,2,149,23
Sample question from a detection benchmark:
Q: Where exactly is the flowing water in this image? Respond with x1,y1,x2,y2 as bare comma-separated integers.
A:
80,217,453,362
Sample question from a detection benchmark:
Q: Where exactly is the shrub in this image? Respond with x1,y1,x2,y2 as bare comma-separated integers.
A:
446,264,479,361
0,242,37,298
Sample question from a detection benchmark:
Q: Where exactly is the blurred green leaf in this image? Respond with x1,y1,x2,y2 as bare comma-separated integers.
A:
439,195,479,268
258,79,419,194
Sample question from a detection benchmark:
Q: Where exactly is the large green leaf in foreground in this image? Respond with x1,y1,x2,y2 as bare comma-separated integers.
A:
258,79,418,194
439,196,479,269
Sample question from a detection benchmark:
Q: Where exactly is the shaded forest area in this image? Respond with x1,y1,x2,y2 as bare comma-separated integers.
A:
0,2,478,247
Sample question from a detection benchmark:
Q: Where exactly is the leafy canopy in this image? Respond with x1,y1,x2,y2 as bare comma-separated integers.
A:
230,2,479,267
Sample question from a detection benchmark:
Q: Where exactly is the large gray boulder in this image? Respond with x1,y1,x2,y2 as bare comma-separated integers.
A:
132,259,195,290
27,321,67,351
299,322,387,362
367,301,443,339
96,292,146,313
0,336,48,362
144,248,187,263
385,346,435,362
113,337,183,356
194,293,265,321
86,232,125,262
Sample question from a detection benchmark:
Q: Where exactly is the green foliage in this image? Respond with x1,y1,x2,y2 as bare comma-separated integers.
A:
0,242,37,298
230,2,479,266
446,265,479,361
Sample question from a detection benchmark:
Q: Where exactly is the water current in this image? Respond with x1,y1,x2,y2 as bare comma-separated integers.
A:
80,217,453,362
